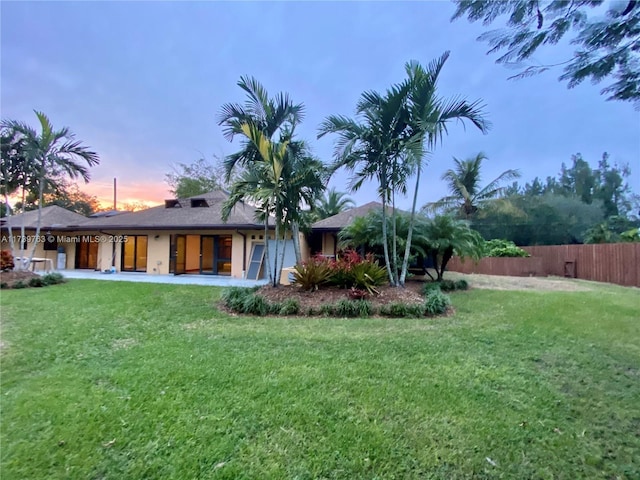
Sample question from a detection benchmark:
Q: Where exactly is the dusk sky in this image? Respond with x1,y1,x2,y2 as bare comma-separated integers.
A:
2,1,639,210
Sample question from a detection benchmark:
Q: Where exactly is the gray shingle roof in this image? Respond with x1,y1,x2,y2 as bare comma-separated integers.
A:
311,201,384,230
0,205,90,230
75,190,264,230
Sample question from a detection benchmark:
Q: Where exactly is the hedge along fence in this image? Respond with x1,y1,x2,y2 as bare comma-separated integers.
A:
446,243,640,287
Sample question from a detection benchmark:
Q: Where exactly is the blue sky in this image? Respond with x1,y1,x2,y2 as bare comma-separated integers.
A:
2,1,638,209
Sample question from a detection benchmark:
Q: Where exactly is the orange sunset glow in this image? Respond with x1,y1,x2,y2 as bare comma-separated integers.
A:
84,180,168,211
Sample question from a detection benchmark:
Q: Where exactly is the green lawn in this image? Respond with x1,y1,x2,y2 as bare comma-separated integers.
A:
1,280,639,479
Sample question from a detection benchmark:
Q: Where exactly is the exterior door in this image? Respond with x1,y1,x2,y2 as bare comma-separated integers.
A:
170,234,186,275
75,239,98,269
200,236,214,274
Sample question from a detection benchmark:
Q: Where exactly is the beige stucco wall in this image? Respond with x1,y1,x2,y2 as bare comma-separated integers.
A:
299,232,310,262
146,234,170,274
323,232,336,257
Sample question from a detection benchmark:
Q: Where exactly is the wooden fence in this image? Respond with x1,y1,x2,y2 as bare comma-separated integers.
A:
447,243,640,287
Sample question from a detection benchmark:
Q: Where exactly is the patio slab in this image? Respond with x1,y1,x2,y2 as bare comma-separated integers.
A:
59,270,268,287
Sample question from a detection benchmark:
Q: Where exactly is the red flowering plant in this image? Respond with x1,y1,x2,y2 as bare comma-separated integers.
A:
1,250,15,272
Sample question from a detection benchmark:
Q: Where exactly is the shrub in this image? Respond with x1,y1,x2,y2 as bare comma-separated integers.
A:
278,298,300,316
42,272,66,286
484,239,530,257
0,250,14,272
306,306,316,316
422,282,442,296
28,277,44,288
454,279,469,291
319,304,334,317
349,261,388,294
0,282,8,289
439,279,457,292
333,299,373,318
221,287,254,311
242,294,270,316
292,256,332,291
12,280,27,289
328,250,388,294
380,302,426,318
424,290,451,316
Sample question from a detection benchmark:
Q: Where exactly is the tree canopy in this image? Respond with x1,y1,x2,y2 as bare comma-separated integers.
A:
452,0,640,107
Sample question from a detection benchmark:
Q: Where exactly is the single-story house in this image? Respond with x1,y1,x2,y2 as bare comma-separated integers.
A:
308,201,384,257
1,191,383,279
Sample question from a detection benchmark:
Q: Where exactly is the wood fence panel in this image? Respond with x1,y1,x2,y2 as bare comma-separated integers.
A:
447,243,639,287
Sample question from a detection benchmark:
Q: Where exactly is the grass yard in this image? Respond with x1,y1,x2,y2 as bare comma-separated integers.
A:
1,279,639,479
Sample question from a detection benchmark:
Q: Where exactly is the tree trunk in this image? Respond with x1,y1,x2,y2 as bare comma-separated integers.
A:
291,221,302,264
380,195,395,286
263,215,273,286
26,160,45,269
400,161,422,286
272,213,280,287
3,188,16,267
438,246,454,281
391,190,399,286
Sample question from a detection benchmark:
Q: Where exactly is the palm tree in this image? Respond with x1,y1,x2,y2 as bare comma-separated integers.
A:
219,79,325,285
425,153,520,220
318,82,412,286
423,215,484,281
313,188,355,220
1,111,99,268
398,52,490,285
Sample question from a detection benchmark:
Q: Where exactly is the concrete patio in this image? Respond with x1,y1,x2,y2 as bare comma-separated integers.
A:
59,270,268,287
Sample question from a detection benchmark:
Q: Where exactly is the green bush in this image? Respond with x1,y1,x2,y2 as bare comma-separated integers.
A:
422,282,441,296
379,302,426,318
12,280,27,289
0,282,8,289
221,287,254,311
278,298,300,316
292,257,333,291
306,306,316,316
41,272,66,285
349,261,388,294
484,239,530,257
454,279,469,291
333,299,373,318
28,277,44,288
424,290,451,316
319,304,335,316
242,294,270,316
439,279,457,292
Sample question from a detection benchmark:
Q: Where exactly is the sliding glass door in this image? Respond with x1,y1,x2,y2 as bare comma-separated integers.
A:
121,236,148,272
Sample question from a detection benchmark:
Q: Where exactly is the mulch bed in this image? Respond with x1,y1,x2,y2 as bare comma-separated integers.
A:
256,279,428,312
0,270,40,288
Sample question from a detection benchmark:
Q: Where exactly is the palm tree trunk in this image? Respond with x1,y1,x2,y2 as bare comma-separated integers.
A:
291,221,302,264
400,161,422,285
380,195,395,286
272,212,280,288
278,229,288,284
3,188,17,266
391,190,399,286
26,161,45,269
263,215,273,285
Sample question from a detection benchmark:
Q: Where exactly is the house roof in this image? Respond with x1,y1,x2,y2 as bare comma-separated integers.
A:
311,201,384,231
0,205,90,230
75,190,264,230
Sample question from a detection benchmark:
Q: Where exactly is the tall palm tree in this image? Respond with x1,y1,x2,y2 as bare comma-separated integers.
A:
398,52,490,284
219,79,325,285
318,82,412,286
425,153,521,220
2,111,99,268
313,188,355,220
